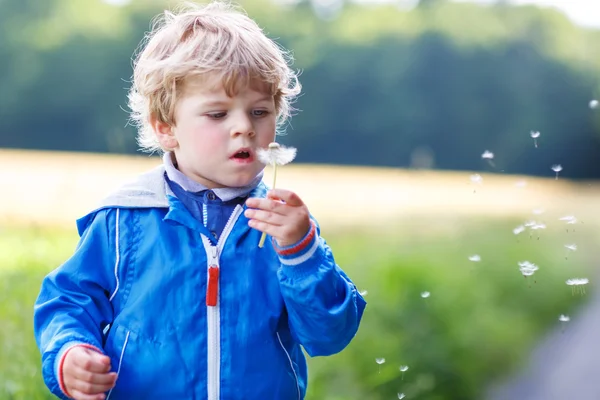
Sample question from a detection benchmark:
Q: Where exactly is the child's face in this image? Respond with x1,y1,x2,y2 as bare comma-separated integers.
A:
156,74,277,188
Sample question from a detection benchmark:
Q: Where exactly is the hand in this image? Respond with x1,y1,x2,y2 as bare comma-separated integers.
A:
245,189,311,248
62,346,117,400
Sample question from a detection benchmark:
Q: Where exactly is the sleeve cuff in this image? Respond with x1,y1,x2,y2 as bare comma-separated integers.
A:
56,342,103,398
273,220,319,265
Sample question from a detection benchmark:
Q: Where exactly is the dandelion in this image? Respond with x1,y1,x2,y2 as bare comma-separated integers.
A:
566,278,589,295
551,164,563,180
398,394,406,400
399,365,409,380
530,131,541,148
468,254,481,262
375,358,386,374
590,99,599,109
564,244,577,260
359,290,368,296
421,291,430,299
481,150,495,167
256,142,297,248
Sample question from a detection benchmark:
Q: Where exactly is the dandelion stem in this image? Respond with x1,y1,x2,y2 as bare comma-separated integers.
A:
258,162,278,248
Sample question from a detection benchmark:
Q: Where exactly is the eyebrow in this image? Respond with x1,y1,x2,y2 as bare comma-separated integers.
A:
200,96,273,108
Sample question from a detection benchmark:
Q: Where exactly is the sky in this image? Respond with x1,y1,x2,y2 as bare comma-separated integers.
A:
454,0,600,29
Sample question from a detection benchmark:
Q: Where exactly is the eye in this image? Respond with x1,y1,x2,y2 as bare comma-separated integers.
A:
207,112,227,119
252,109,269,117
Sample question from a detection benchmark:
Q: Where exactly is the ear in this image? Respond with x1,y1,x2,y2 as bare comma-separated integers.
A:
150,114,178,150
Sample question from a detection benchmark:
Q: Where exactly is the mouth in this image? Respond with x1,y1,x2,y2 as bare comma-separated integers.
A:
230,148,254,162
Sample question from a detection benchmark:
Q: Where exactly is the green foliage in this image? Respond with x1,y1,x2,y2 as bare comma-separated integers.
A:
0,218,592,399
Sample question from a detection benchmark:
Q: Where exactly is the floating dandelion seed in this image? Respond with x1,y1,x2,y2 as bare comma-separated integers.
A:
359,290,368,296
398,394,406,400
559,314,570,333
551,164,563,180
470,174,483,193
399,365,409,380
530,131,541,148
566,278,589,295
421,291,430,299
532,208,545,215
375,358,386,374
519,261,539,286
256,142,297,248
564,244,577,260
560,215,578,232
481,150,495,167
530,223,546,240
513,225,525,236
590,99,599,109
515,180,527,188
468,254,481,262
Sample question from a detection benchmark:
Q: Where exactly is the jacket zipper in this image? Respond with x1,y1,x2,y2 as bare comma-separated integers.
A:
202,205,244,400
106,330,131,400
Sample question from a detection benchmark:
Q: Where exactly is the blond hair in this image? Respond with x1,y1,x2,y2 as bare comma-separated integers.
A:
127,1,301,153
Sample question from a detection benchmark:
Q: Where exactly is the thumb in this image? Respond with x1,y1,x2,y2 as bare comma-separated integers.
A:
83,347,111,366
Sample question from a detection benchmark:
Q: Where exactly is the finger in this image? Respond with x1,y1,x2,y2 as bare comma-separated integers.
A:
248,219,279,237
268,189,304,207
70,375,116,395
245,197,287,214
72,367,118,385
74,350,111,373
244,209,284,225
68,389,106,400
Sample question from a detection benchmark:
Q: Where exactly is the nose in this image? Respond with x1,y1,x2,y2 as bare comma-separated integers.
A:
230,113,255,138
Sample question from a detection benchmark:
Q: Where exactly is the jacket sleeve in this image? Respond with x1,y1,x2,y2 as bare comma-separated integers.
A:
33,209,118,399
275,218,367,357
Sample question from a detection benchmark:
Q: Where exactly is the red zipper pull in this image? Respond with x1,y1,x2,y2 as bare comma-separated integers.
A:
206,266,219,306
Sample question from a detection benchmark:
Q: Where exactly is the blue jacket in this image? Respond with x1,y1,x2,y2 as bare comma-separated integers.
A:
33,165,366,400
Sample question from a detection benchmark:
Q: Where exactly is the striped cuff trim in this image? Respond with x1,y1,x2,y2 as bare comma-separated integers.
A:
273,220,317,256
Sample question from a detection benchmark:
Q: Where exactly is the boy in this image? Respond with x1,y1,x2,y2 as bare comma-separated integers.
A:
33,1,366,399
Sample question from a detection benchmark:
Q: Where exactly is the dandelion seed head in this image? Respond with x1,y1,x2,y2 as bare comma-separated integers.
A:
400,365,409,372
481,150,494,160
468,254,481,262
559,314,570,322
513,225,525,235
565,244,577,251
530,131,541,138
257,142,297,166
398,393,406,399
421,291,430,298
375,358,386,365
590,99,599,109
551,164,563,173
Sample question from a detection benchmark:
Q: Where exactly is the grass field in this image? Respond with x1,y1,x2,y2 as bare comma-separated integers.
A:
1,149,599,399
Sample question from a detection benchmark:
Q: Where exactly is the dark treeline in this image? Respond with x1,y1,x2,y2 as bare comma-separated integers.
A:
1,0,599,178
